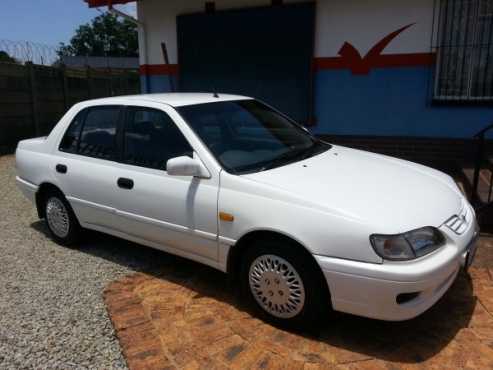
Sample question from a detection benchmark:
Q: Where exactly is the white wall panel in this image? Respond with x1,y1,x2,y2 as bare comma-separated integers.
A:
137,0,436,65
315,0,435,57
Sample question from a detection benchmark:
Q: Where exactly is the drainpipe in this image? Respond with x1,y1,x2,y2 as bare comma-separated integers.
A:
107,2,140,25
106,1,150,93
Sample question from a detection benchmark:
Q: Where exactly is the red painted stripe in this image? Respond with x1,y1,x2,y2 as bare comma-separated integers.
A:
371,53,436,68
140,53,434,77
313,58,347,70
313,53,435,74
139,64,179,76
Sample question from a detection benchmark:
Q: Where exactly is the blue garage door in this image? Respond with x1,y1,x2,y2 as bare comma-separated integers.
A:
177,3,315,125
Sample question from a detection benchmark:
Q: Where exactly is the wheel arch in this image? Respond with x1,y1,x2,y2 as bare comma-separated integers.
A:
35,182,65,219
226,229,330,298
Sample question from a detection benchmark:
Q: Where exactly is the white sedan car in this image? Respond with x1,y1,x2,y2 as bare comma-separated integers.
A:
16,93,479,325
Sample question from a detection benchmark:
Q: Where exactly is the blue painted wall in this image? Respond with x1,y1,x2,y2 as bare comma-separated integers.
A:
140,75,176,94
143,67,493,139
312,66,493,139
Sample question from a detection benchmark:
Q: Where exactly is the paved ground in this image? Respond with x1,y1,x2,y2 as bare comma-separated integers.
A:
2,154,493,369
105,243,493,370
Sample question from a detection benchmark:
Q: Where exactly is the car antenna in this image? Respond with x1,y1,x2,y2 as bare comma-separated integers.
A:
212,85,219,98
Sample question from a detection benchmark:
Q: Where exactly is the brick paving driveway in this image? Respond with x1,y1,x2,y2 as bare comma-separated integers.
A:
105,237,493,370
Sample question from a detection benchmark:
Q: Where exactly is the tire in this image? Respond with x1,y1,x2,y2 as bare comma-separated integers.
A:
43,190,81,246
240,239,330,328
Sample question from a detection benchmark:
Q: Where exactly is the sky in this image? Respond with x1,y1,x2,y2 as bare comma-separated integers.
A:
0,0,137,47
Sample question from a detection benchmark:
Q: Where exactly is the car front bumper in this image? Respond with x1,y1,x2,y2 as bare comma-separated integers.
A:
314,213,479,321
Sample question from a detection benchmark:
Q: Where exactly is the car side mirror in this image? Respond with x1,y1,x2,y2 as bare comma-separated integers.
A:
167,155,210,178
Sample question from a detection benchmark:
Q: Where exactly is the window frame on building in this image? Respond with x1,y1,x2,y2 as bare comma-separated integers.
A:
433,0,493,102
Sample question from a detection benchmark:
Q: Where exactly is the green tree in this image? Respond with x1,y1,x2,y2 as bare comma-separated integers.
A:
0,50,18,63
57,13,138,58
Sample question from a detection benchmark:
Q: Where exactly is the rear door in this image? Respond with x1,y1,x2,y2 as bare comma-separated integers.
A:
56,105,124,230
110,104,219,262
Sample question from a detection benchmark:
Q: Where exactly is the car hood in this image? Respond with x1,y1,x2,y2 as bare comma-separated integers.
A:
242,145,463,233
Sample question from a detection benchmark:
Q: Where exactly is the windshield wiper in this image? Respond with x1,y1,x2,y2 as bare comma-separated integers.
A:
299,140,331,160
259,141,331,172
259,147,310,171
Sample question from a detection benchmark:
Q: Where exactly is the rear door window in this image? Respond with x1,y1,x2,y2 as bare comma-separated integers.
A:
59,111,86,153
78,106,121,160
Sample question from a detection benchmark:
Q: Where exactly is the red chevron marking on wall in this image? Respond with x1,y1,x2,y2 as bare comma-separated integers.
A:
314,23,435,74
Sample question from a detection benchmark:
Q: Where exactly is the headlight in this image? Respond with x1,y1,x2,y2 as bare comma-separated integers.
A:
370,227,445,261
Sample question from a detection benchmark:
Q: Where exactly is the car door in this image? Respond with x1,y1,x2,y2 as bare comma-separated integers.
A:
56,105,124,231
111,105,219,263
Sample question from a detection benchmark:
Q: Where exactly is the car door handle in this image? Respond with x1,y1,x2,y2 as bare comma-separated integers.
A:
56,164,67,174
117,177,134,190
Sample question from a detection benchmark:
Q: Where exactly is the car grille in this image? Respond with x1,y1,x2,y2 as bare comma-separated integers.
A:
444,203,470,235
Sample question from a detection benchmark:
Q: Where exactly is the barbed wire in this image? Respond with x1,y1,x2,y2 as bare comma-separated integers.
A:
0,39,59,65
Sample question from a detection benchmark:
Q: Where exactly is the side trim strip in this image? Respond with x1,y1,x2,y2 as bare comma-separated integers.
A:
218,236,236,246
66,196,116,213
81,221,226,272
15,176,39,192
67,196,218,242
115,209,218,242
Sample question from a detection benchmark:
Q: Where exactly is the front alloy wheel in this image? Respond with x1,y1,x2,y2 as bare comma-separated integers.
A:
241,240,330,327
249,255,306,319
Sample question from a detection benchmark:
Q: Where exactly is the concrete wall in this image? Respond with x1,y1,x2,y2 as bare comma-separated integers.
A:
137,0,493,139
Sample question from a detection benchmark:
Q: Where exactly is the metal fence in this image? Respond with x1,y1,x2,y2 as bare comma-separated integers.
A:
0,39,59,66
433,0,493,101
0,61,141,154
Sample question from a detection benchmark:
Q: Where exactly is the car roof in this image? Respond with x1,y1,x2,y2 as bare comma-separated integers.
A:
81,93,252,107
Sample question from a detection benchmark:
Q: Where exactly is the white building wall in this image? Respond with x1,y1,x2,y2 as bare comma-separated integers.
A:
316,0,435,57
137,0,436,66
137,0,305,66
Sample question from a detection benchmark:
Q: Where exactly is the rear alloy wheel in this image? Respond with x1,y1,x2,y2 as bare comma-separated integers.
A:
44,192,81,246
46,197,70,238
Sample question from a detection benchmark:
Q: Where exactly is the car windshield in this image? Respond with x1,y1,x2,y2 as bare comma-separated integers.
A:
177,100,331,174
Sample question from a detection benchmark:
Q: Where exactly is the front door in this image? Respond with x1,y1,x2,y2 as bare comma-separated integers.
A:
112,105,219,262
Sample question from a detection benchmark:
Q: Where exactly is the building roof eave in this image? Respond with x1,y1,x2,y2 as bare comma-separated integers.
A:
85,0,135,8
